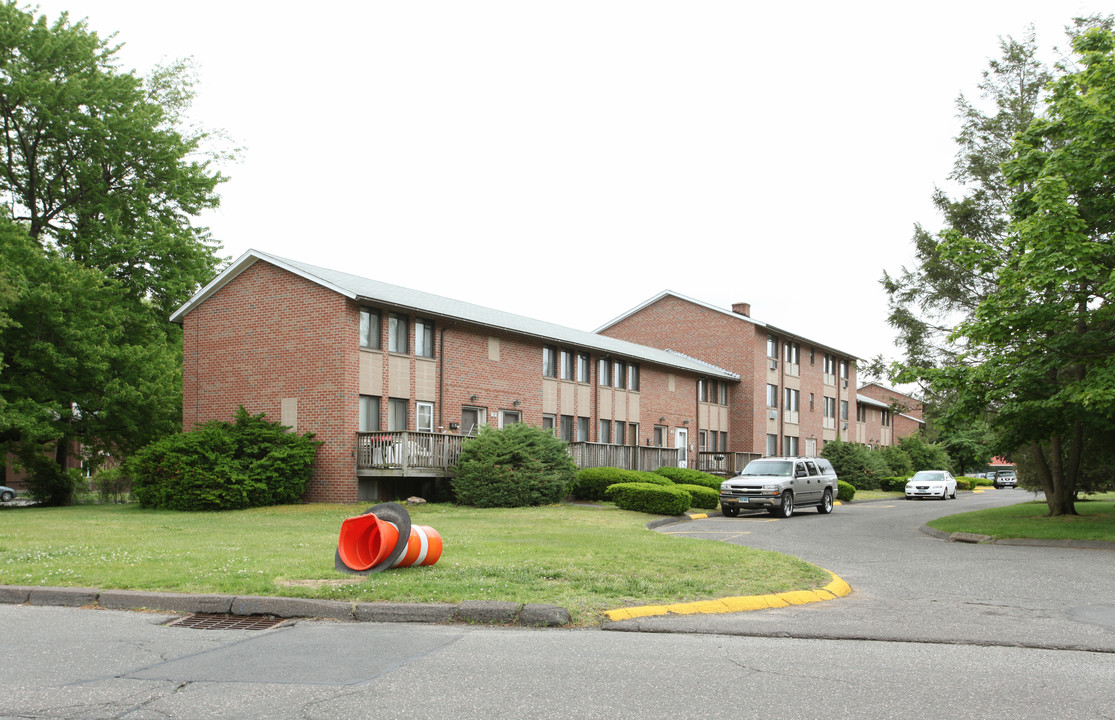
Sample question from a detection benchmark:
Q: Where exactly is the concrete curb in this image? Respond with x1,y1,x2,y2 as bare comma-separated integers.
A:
0,585,571,627
918,523,1115,550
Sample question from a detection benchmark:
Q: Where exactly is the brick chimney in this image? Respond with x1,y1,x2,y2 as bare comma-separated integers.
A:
732,302,751,317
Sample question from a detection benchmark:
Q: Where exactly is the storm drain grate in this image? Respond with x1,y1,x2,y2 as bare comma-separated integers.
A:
165,613,290,631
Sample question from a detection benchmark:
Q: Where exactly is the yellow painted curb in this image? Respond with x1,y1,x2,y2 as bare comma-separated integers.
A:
687,513,709,520
602,569,851,622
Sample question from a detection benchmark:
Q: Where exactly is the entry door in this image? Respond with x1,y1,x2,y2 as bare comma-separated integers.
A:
675,428,688,468
805,438,817,458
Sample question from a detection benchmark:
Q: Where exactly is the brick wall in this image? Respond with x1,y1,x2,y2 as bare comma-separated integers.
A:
181,261,360,503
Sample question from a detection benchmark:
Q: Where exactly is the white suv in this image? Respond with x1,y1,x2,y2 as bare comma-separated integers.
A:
719,457,839,518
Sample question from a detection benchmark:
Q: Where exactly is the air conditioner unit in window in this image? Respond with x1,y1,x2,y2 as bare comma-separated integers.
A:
842,379,848,388
842,422,849,431
769,358,778,370
768,409,778,420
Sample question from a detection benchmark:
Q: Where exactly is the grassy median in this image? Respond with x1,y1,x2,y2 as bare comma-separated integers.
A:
0,502,828,625
927,496,1115,541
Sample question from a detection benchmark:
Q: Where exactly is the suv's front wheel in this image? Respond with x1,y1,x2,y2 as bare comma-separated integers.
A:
721,505,739,518
817,488,833,514
769,492,793,518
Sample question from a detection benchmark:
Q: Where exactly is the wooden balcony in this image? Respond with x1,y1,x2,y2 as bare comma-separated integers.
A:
355,433,687,477
697,451,763,477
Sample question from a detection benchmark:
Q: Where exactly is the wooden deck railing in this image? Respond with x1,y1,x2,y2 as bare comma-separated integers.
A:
697,451,762,476
566,442,681,472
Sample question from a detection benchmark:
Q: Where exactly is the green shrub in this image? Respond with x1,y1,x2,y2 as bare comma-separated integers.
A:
822,440,891,490
605,482,691,515
653,466,722,489
452,423,577,507
896,435,952,473
94,467,131,503
571,468,669,500
955,478,971,491
675,483,719,510
969,476,993,487
880,476,911,492
837,480,856,502
131,407,321,511
20,451,83,506
878,445,914,477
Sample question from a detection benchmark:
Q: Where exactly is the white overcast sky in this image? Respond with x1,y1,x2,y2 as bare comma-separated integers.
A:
32,0,1113,371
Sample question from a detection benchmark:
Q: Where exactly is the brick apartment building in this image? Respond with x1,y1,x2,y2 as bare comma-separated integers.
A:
170,250,741,503
594,291,863,458
856,382,926,447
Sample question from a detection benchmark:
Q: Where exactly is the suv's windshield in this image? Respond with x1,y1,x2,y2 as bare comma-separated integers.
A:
741,460,793,477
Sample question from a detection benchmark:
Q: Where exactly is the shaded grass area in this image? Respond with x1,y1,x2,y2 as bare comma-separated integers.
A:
0,503,828,625
928,498,1115,542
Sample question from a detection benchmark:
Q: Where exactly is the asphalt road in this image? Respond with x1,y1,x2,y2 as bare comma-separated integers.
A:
608,489,1115,652
3,489,1113,719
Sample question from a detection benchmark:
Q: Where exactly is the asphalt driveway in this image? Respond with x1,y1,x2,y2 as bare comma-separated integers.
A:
604,490,1115,651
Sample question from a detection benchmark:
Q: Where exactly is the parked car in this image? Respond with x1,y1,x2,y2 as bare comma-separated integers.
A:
719,457,839,518
0,486,16,502
905,470,957,500
992,470,1018,489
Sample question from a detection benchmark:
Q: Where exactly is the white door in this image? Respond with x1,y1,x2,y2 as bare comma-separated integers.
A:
675,428,688,468
805,438,817,458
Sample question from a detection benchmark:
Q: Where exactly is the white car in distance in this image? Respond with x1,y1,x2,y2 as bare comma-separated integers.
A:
905,470,957,501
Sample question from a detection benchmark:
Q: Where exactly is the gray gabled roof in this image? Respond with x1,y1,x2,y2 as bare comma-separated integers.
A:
596,289,862,361
170,249,739,381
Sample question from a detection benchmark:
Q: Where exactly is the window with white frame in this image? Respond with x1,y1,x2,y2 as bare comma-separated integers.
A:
766,434,778,456
766,383,778,408
543,346,557,378
388,314,408,354
599,419,611,444
629,423,639,445
577,353,590,383
359,395,380,432
461,406,486,436
359,309,381,349
784,387,800,423
840,399,849,421
767,335,778,358
542,414,556,433
560,414,574,441
628,363,639,391
699,430,708,451
720,431,727,450
856,404,867,422
613,360,626,389
417,401,434,432
699,380,709,402
653,425,666,446
598,359,611,386
499,409,521,427
823,396,836,429
615,421,626,445
784,435,799,456
577,416,590,441
783,341,801,375
415,319,434,358
560,350,574,381
881,409,891,427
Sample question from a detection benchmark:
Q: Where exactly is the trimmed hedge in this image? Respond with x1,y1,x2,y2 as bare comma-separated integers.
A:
675,483,719,510
880,476,911,492
605,482,691,515
837,480,856,502
570,467,670,500
452,423,576,507
653,466,723,489
955,478,971,491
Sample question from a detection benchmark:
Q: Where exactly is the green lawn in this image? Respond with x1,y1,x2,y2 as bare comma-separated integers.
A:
0,502,828,625
927,497,1115,541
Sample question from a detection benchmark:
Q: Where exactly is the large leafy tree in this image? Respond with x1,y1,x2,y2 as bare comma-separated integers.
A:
0,4,227,500
919,26,1115,515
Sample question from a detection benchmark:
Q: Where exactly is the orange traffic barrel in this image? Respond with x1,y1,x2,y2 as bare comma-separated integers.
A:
391,525,443,568
337,512,400,572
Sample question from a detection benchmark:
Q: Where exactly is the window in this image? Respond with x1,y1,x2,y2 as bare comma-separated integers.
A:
823,396,836,429
415,319,435,358
560,415,574,441
542,414,556,433
823,353,837,375
560,350,574,381
577,353,590,383
784,388,800,422
577,416,590,441
699,430,708,451
628,363,640,391
810,348,815,365
699,380,709,402
718,382,727,405
840,360,849,379
615,421,626,445
840,399,849,421
389,314,408,354
809,392,815,411
500,410,521,427
720,431,728,450
613,361,626,389
599,419,611,444
359,309,381,349
784,435,799,456
543,346,557,378
653,425,666,446
783,341,800,369
461,406,486,435
598,359,611,386
417,402,434,432
766,335,778,358
856,404,867,422
766,434,778,456
766,384,778,408
629,423,639,445
881,409,891,427
388,398,408,431
359,395,380,432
